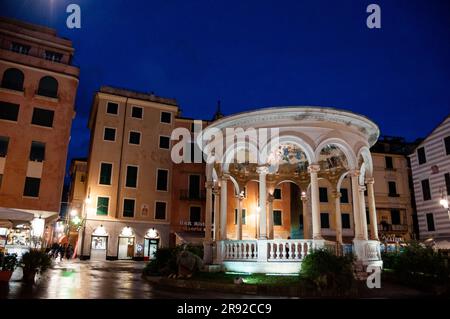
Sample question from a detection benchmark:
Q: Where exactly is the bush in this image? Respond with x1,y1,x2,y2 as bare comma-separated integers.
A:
382,242,450,288
20,249,52,273
143,244,203,276
300,249,355,292
0,253,18,272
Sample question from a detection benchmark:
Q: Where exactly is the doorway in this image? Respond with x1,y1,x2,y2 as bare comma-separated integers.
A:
144,238,159,261
118,237,135,260
90,235,108,260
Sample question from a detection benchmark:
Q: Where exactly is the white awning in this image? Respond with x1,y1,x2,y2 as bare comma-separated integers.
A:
0,207,35,227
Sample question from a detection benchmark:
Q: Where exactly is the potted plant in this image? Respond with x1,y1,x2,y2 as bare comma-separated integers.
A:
20,249,52,283
0,253,18,282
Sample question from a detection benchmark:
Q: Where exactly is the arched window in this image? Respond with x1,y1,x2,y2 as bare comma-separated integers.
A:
1,68,24,91
37,76,58,98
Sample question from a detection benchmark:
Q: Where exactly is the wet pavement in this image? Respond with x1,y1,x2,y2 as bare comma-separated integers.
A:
0,260,271,299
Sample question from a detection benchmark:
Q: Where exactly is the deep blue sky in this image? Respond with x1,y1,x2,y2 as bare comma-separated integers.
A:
1,0,450,174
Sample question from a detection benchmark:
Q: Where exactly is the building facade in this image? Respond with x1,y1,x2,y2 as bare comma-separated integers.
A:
409,116,450,246
370,136,420,245
0,17,79,252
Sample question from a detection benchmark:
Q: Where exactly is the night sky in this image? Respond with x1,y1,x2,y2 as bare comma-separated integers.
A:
1,0,450,178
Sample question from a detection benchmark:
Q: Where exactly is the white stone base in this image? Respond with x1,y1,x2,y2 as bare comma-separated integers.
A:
223,261,302,274
353,239,383,269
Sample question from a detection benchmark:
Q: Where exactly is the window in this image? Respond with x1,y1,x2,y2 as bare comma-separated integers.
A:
159,136,170,149
156,169,168,191
188,175,200,199
341,213,351,229
273,188,282,199
11,42,30,55
391,209,401,225
421,179,431,201
385,156,394,169
273,210,282,226
125,166,138,188
319,187,328,202
106,102,118,115
320,213,330,229
44,50,62,62
340,188,349,203
388,181,398,197
160,111,171,124
445,136,450,155
123,199,135,217
426,213,435,231
417,147,426,165
129,131,141,145
97,197,109,215
37,76,58,98
103,127,116,141
155,202,166,220
445,173,450,196
0,136,9,157
99,163,112,185
131,106,143,119
29,141,45,162
0,101,19,121
31,108,54,127
1,68,24,91
23,177,40,197
190,207,201,223
234,209,247,225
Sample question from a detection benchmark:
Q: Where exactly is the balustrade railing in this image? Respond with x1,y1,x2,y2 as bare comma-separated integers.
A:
223,240,258,260
267,240,313,261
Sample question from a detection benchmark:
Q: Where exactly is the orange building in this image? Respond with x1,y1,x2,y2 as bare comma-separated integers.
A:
0,17,79,250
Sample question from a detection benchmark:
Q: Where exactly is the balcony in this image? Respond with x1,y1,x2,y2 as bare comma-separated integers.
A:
179,189,206,201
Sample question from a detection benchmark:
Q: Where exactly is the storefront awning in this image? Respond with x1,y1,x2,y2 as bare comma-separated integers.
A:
0,207,35,227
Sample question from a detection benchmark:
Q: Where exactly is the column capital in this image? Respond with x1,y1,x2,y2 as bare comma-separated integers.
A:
235,193,245,200
205,181,214,189
358,185,367,192
213,188,220,196
268,194,274,203
307,164,320,174
220,173,230,181
301,191,308,201
256,165,269,175
331,190,342,199
365,177,375,185
348,169,360,177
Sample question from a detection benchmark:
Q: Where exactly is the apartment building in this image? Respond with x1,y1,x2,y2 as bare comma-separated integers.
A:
0,17,79,251
370,136,420,244
409,116,450,246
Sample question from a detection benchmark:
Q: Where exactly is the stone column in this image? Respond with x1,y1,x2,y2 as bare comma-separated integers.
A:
267,194,274,239
220,174,228,240
301,192,311,239
350,170,364,240
359,185,368,240
366,177,379,240
332,190,343,244
213,188,220,241
204,181,214,241
203,181,214,264
257,165,268,239
308,164,322,240
235,194,243,240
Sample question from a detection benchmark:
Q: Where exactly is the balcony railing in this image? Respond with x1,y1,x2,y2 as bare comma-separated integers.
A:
179,189,206,200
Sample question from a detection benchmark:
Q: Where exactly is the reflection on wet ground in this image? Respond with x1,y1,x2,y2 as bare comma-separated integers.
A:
0,260,272,299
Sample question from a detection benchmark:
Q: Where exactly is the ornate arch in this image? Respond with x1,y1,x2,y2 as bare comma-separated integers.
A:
314,138,357,169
